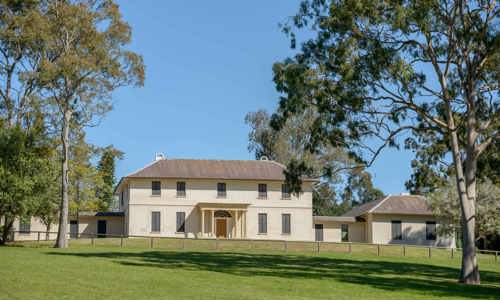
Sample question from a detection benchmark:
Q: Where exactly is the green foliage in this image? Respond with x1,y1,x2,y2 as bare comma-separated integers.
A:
272,0,498,179
246,109,383,215
0,126,54,241
96,145,123,211
38,0,145,126
428,178,500,241
343,170,384,207
272,1,498,282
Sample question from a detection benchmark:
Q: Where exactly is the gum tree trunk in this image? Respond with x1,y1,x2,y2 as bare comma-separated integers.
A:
55,109,71,248
449,129,480,284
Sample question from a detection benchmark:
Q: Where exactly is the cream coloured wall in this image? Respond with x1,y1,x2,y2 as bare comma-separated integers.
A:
11,217,58,241
122,178,314,241
313,221,342,242
10,215,125,241
369,214,454,247
77,216,124,237
311,221,364,243
349,222,365,243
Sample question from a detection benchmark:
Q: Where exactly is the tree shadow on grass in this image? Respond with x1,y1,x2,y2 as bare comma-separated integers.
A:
47,250,500,299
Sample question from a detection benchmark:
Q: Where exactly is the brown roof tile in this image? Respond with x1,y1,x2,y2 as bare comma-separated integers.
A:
342,197,387,217
342,195,433,217
125,159,315,181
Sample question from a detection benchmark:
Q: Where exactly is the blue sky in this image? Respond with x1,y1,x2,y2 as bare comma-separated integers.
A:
86,0,415,195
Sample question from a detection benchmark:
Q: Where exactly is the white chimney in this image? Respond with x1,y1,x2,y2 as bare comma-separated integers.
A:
155,153,165,161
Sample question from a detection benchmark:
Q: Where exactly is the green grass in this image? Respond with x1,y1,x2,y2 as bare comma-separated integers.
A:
0,244,499,300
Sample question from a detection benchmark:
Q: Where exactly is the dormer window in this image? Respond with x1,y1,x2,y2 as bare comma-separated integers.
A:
258,184,267,199
217,183,226,198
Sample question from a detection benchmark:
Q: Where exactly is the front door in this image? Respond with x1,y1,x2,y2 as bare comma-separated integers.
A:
315,224,324,241
70,220,78,239
97,220,107,238
216,219,227,238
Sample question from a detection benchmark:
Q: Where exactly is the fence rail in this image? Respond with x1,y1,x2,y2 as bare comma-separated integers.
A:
8,230,499,262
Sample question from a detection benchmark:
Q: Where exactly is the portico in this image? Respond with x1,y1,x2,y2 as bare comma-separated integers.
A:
198,202,249,239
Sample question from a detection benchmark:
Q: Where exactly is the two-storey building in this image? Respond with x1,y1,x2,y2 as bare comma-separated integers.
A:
114,155,316,241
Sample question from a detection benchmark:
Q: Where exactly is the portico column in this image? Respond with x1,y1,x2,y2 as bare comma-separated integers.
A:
240,211,243,238
243,211,246,238
211,210,215,237
201,209,205,237
233,210,237,239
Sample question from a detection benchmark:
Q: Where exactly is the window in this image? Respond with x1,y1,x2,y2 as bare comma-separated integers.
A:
391,220,402,240
151,181,161,196
151,211,161,232
19,216,31,233
282,214,291,234
341,224,349,242
258,184,267,199
217,183,226,198
315,224,324,241
120,191,124,207
176,212,186,233
258,213,267,234
177,181,186,197
426,221,436,240
281,184,291,199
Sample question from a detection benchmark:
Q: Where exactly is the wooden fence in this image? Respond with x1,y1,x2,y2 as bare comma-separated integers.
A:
8,230,499,262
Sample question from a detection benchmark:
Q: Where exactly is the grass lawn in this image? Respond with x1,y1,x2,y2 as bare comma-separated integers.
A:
0,245,499,300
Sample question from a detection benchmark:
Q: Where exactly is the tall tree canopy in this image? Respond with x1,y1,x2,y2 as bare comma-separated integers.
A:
272,0,498,284
33,0,144,248
245,109,383,215
96,145,123,211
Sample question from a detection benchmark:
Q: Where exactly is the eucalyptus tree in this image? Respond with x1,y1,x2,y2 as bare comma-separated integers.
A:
96,145,123,211
36,0,144,248
272,0,498,284
0,0,45,127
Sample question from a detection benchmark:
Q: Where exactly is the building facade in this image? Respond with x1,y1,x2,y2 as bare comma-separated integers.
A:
313,195,455,248
5,157,454,248
115,157,315,241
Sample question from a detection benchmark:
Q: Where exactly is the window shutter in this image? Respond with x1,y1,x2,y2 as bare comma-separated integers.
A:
282,214,291,234
176,212,185,232
258,213,267,234
151,212,160,232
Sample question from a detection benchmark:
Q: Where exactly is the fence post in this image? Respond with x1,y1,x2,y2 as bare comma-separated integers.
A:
348,242,352,254
120,235,123,248
215,238,218,251
182,238,185,250
284,240,287,253
495,251,498,263
402,244,406,257
91,235,95,247
377,244,380,256
37,232,41,247
317,241,320,253
428,247,432,259
150,237,154,249
451,248,454,259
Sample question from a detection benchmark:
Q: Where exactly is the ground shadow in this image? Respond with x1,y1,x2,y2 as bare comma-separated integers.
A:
47,250,500,299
